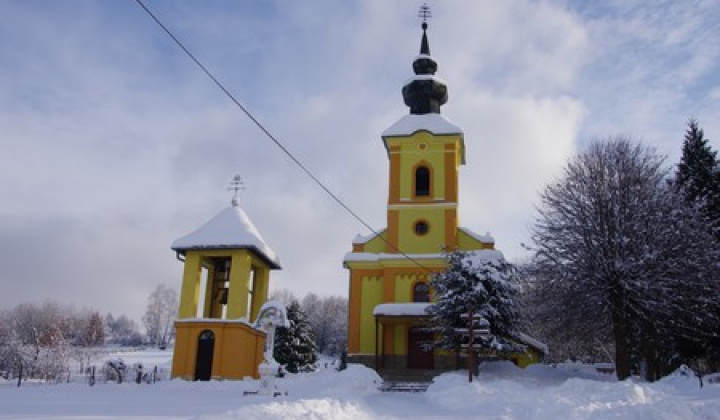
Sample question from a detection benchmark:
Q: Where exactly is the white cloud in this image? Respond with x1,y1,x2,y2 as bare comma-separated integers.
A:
1,0,719,322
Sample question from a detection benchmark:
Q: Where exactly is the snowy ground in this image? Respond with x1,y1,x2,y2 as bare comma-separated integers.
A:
0,349,718,420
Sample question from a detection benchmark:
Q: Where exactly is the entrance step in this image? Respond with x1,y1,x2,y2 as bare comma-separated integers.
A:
379,381,430,393
378,368,436,383
377,368,434,392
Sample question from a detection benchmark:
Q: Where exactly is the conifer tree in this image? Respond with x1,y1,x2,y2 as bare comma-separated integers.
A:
274,300,318,373
675,119,720,240
427,250,523,358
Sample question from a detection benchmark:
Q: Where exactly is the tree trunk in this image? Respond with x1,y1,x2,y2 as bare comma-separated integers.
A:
643,339,659,382
610,289,631,380
17,362,22,388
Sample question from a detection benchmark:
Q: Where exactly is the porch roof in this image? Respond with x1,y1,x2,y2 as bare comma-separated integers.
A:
373,303,432,317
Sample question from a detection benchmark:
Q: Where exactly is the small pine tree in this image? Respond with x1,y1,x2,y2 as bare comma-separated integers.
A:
274,301,318,373
675,118,720,240
428,250,523,358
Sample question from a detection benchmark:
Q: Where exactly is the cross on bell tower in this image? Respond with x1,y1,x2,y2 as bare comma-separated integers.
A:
228,175,244,207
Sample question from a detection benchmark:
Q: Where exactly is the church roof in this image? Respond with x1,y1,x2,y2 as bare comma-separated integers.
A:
373,303,432,317
171,204,281,269
382,113,463,138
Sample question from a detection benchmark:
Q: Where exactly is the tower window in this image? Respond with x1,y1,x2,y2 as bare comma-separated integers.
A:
414,220,429,236
413,282,430,302
415,166,430,196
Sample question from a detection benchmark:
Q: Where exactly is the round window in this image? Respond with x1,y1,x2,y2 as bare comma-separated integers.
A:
414,220,429,235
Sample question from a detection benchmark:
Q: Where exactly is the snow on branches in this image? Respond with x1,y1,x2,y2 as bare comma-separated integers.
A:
428,249,524,355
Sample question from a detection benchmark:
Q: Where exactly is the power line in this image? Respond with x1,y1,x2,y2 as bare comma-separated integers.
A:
133,0,437,273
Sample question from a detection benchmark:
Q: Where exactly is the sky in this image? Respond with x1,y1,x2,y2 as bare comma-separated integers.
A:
1,0,719,323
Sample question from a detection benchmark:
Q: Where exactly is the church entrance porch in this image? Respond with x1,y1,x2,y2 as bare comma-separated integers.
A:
372,303,448,374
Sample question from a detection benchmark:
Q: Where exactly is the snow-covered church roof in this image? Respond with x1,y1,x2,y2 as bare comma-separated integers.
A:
381,113,463,138
171,204,281,269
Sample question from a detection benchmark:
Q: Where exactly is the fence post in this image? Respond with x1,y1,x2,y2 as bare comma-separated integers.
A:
89,366,96,386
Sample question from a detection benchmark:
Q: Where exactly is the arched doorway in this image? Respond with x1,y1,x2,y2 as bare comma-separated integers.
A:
194,330,215,381
407,327,434,369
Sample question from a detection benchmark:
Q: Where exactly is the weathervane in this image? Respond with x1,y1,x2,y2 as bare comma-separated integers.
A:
418,3,432,26
228,175,245,207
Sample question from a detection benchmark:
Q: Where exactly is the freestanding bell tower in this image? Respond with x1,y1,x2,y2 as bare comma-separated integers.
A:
170,188,281,381
343,18,494,372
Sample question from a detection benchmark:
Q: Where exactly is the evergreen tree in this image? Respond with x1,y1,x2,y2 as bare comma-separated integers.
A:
428,250,523,358
274,300,318,373
675,118,720,240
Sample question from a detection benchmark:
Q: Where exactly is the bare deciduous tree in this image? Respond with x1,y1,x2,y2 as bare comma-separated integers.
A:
142,284,178,348
530,138,720,380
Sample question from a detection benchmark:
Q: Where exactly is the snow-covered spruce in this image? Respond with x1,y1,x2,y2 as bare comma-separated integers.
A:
274,300,319,373
427,249,525,358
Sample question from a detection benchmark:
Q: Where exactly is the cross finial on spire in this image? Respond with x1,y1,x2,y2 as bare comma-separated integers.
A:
418,3,432,29
228,175,245,207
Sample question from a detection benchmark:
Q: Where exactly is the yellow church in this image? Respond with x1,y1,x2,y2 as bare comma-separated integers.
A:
344,21,544,372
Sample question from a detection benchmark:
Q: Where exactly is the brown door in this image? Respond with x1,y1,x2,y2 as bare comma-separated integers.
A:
407,327,434,369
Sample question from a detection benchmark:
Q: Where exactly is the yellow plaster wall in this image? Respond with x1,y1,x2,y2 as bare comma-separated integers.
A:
394,325,407,355
179,249,276,320
387,133,450,202
171,320,265,380
512,348,541,368
226,252,252,319
394,274,416,302
396,206,451,254
250,267,269,322
179,252,203,318
359,276,383,354
458,230,494,251
360,231,388,254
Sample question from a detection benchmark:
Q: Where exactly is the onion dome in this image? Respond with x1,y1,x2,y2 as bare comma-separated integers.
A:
401,22,448,115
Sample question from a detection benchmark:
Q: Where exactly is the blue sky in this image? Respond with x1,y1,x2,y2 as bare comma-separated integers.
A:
1,0,719,322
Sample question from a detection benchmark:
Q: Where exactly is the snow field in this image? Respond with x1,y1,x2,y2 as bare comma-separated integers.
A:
0,350,718,420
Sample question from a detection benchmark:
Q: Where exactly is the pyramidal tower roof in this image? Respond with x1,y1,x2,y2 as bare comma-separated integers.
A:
171,203,281,269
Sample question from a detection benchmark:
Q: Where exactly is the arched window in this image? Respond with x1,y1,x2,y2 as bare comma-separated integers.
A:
413,282,430,302
415,166,430,196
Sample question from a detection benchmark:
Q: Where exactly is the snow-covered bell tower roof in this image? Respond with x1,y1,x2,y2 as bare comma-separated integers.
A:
171,204,281,269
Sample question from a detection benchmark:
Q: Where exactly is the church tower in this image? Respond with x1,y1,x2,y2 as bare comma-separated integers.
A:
344,19,494,371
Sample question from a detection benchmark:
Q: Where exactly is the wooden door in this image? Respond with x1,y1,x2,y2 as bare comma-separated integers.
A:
407,327,434,369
